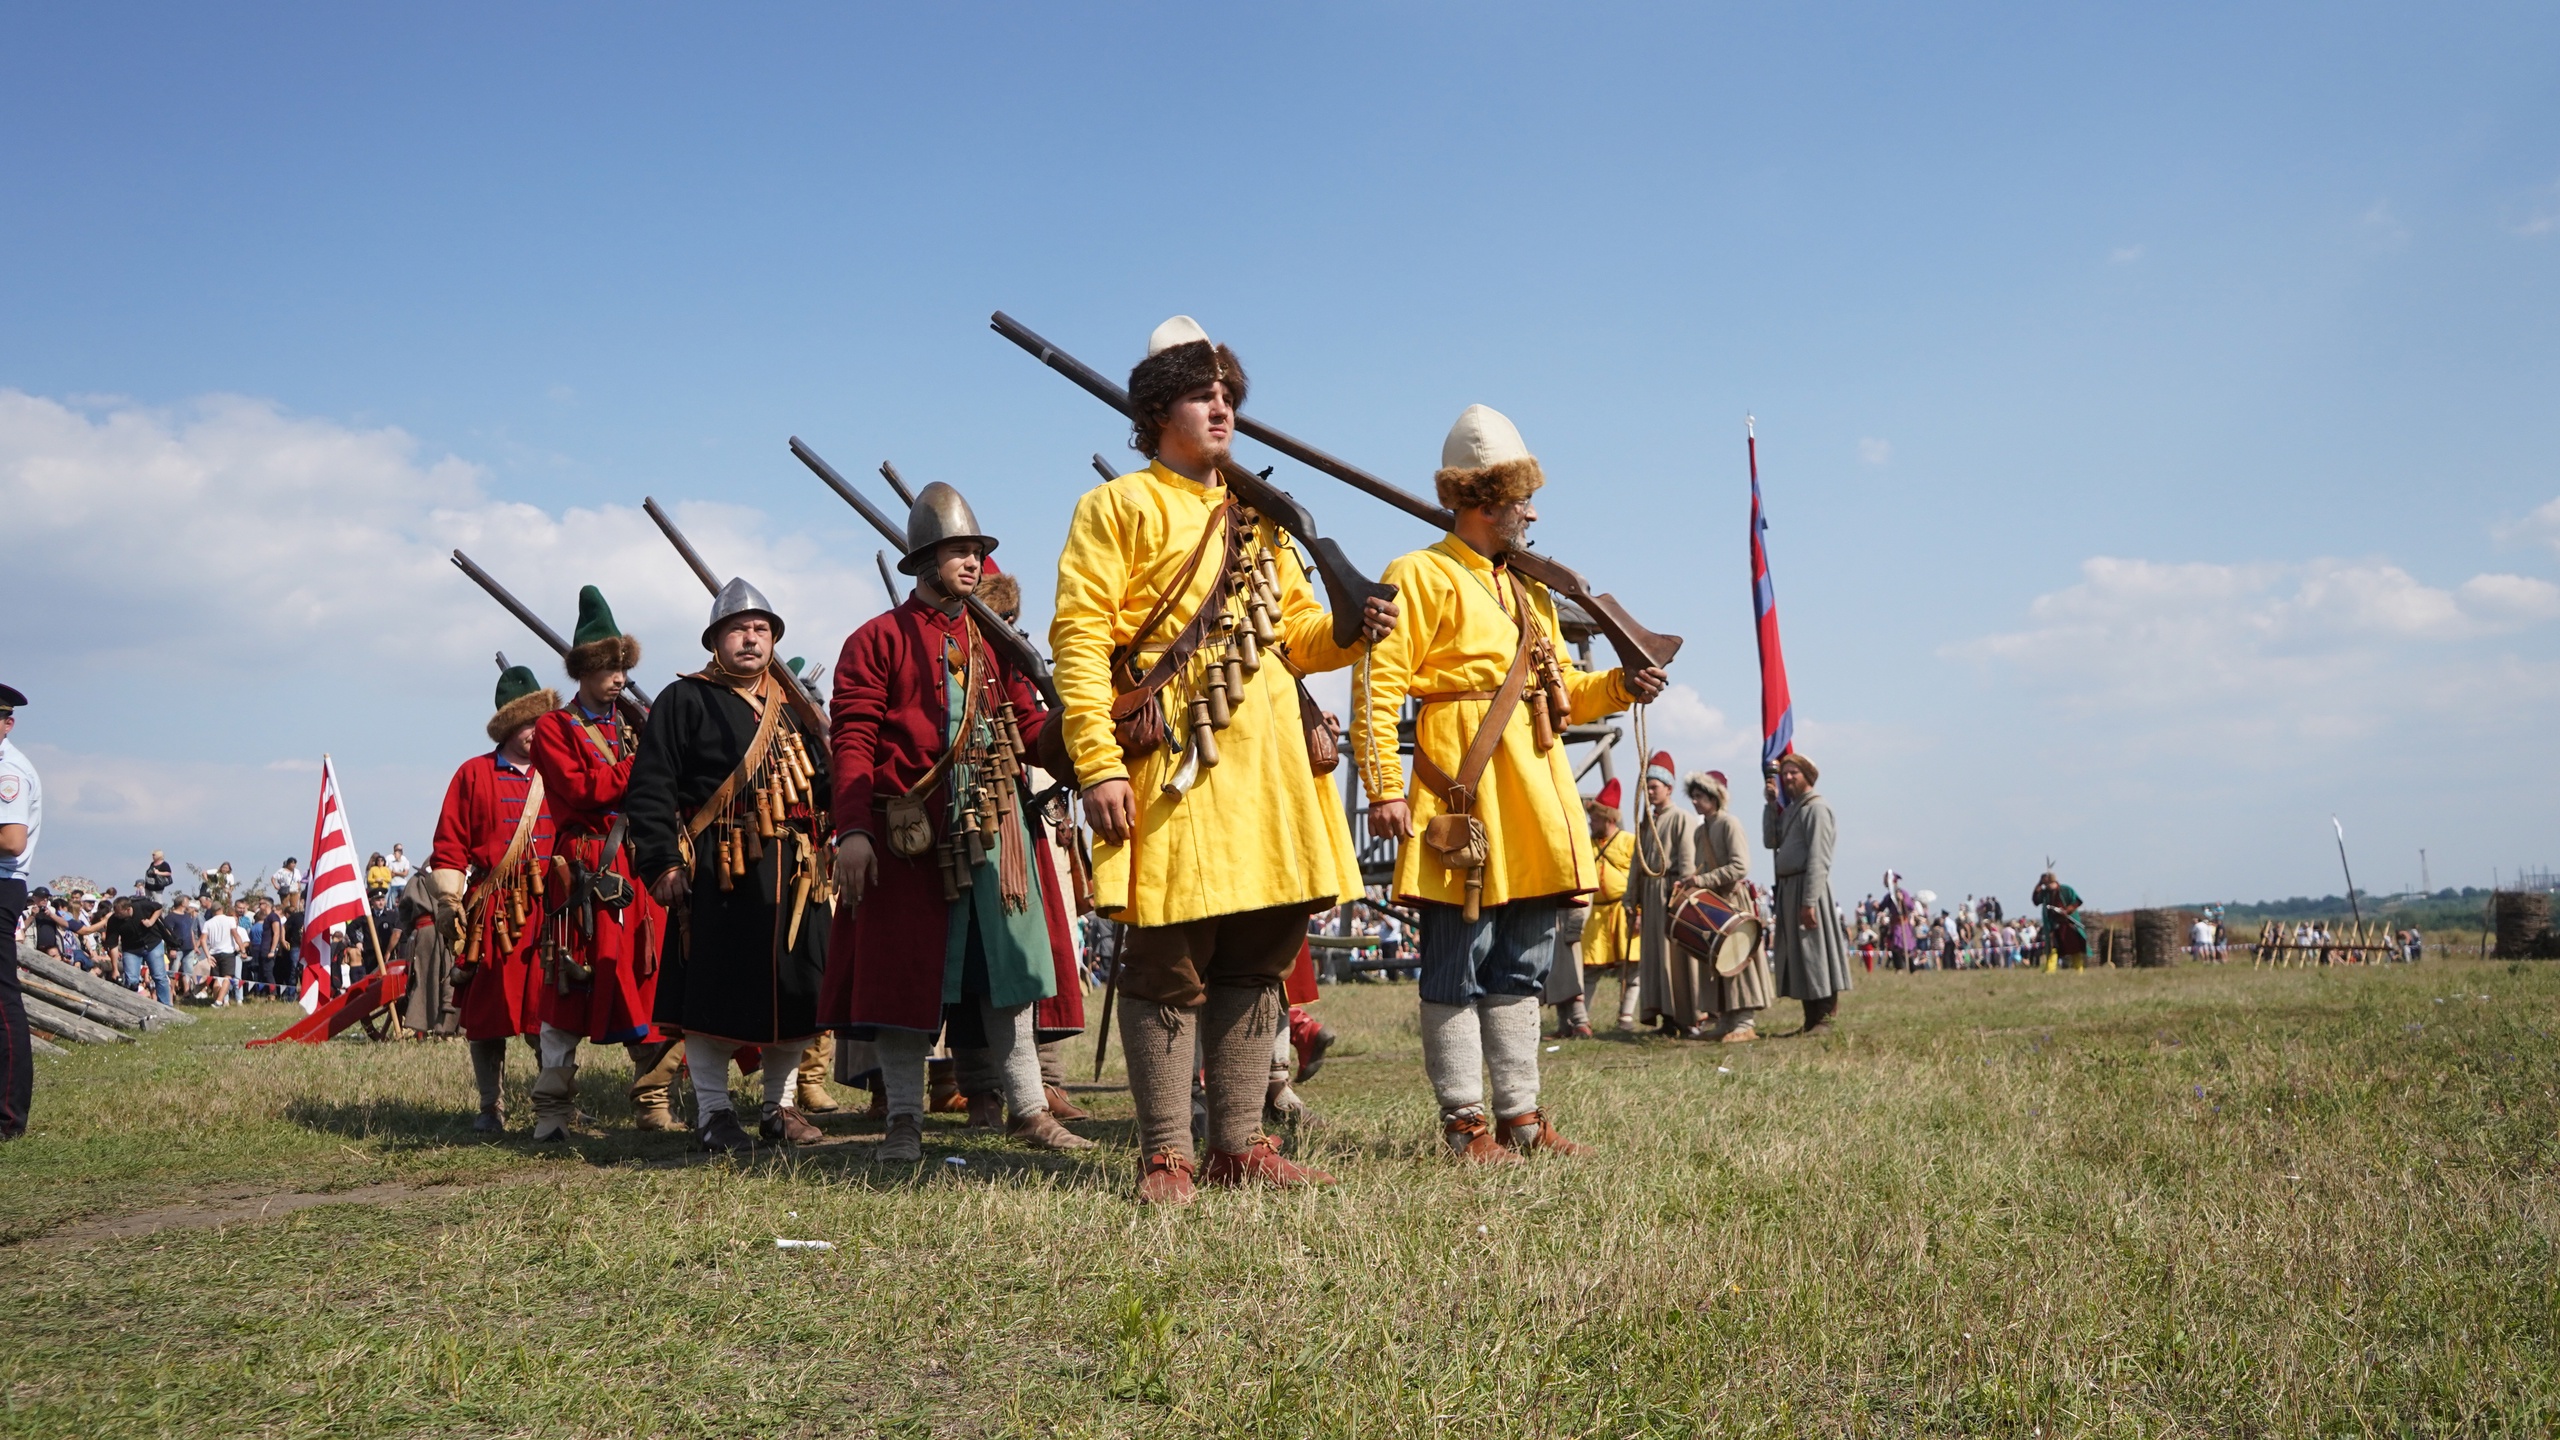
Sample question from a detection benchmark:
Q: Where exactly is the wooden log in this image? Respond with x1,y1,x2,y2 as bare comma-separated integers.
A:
28,1033,65,1057
21,993,126,1046
16,972,142,1030
17,945,190,1025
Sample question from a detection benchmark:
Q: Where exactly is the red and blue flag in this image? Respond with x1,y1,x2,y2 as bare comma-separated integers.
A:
1749,421,1794,774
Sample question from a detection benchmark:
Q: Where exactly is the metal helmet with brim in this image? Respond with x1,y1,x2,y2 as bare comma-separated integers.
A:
701,576,785,650
897,481,999,575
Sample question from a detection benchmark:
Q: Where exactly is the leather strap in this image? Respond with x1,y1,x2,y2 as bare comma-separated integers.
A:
463,771,547,915
1108,502,1238,723
1408,576,1536,813
1414,690,1498,705
879,616,983,811
574,714,623,767
682,671,786,852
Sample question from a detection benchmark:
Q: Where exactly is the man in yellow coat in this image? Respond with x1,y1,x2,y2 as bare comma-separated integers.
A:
1358,404,1666,1162
1052,316,1396,1206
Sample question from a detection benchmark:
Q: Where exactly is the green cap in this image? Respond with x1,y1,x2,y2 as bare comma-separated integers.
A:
571,585,621,649
786,657,806,675
495,665,544,709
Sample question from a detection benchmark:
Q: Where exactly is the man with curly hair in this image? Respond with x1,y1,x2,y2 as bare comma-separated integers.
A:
1050,315,1396,1205
1356,405,1666,1162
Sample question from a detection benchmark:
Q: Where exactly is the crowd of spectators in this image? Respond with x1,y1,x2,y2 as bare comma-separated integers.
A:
15,843,422,1007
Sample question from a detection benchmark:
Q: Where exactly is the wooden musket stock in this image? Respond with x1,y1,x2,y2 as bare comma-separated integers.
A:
988,311,1394,650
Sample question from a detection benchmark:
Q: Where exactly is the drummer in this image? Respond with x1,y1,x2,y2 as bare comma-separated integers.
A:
1686,771,1773,1043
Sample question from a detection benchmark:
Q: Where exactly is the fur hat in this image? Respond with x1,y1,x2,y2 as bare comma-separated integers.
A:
1435,404,1545,513
1776,751,1819,787
1684,770,1727,807
1127,315,1247,459
976,569,1022,619
1644,750,1677,789
488,664,558,744
1586,778,1623,821
564,585,641,680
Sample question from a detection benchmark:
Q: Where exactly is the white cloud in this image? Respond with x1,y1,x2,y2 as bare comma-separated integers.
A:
2498,495,2560,556
1857,437,1892,466
2109,244,2145,263
0,390,891,882
2456,573,2560,625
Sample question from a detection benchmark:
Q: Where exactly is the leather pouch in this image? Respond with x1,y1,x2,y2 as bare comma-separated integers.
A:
1423,812,1487,869
882,792,936,859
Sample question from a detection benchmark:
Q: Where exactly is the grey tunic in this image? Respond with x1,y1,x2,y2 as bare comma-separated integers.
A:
1696,809,1773,1015
1764,794,1852,1001
1632,805,1698,1025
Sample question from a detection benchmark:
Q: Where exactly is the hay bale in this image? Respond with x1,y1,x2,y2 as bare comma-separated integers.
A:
2493,891,2551,959
2132,909,2181,967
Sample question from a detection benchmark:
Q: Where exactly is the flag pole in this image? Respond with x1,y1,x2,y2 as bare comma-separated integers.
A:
2332,816,2363,925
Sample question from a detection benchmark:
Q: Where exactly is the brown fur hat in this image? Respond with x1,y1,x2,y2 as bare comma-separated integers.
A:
487,688,559,744
1127,339,1248,458
564,633,641,680
976,570,1022,619
1434,456,1544,513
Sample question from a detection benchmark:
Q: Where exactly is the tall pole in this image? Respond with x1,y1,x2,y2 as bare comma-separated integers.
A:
2332,816,2362,924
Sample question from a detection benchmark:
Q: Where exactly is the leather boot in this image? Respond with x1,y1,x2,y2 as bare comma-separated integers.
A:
698,1107,756,1154
1008,1109,1097,1151
1201,1134,1334,1189
928,1057,967,1113
864,1089,889,1120
1442,1108,1520,1165
1263,1078,1311,1128
795,1035,840,1114
966,1091,1005,1130
469,1037,508,1132
1042,1083,1092,1122
759,1105,822,1145
530,1062,578,1142
877,1113,923,1163
1136,1150,1197,1206
626,1039,683,1132
1497,1107,1591,1157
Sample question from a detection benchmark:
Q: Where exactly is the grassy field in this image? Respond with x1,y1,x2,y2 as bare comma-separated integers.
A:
2,955,2554,1438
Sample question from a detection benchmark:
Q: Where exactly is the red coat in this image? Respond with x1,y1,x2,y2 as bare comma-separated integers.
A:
431,750,553,1041
820,597,1085,1037
528,705,664,1044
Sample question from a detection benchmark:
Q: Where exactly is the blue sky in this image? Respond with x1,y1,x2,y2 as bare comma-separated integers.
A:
5,4,2555,907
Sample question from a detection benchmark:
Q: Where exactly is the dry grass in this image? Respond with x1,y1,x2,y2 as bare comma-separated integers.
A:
0,958,2552,1437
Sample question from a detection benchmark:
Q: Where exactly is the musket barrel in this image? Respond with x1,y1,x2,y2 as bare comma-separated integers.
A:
450,551,653,720
643,497,722,594
1090,453,1117,483
877,461,917,507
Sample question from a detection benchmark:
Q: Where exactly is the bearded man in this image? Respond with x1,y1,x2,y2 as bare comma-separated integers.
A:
524,586,676,1138
430,666,558,1132
820,484,1094,1163
1764,752,1851,1035
1358,404,1665,1161
1050,315,1396,1205
626,581,834,1153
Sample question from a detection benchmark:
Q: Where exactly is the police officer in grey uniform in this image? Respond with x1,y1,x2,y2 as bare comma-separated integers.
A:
0,683,43,1139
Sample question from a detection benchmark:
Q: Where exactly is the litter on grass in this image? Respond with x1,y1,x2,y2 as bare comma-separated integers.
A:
774,1239,834,1251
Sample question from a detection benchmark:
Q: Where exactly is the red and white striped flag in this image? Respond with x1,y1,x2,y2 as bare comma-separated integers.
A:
297,756,367,1014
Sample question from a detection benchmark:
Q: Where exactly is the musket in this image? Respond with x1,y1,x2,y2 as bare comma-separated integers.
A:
637,499,830,723
988,311,1395,649
875,550,900,600
450,551,651,726
876,461,918,506
992,312,1678,671
1090,453,1116,483
788,436,1064,713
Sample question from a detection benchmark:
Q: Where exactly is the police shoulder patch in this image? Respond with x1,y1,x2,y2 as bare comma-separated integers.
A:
0,776,20,803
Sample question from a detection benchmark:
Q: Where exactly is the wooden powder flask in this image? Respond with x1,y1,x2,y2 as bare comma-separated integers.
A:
1188,696,1220,768
1222,654,1248,708
1463,866,1485,925
1203,664,1232,730
1234,621,1261,676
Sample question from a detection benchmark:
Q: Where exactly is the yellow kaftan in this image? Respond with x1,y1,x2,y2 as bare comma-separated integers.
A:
1581,828,1634,967
1355,535,1634,909
1050,461,1365,927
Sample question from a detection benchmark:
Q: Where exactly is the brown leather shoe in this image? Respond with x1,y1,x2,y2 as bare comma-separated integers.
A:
1008,1109,1098,1151
1498,1108,1591,1157
1295,1024,1336,1082
1042,1083,1092,1122
1443,1110,1521,1164
1202,1134,1334,1189
698,1108,757,1154
928,1059,967,1113
965,1091,1005,1130
864,1090,888,1120
1719,1024,1759,1044
759,1105,822,1146
1137,1151,1198,1206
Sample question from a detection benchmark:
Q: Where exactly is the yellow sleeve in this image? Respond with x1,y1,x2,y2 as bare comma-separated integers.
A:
1534,585,1634,723
1049,487,1139,788
1353,550,1435,802
1270,528,1361,675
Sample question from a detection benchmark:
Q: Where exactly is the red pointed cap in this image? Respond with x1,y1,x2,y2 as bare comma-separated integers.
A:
1591,778,1622,811
1645,751,1677,787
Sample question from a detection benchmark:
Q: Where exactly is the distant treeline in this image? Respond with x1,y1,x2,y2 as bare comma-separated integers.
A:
2189,888,2499,928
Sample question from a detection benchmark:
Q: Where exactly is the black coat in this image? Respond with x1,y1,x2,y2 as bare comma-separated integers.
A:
626,674,832,1044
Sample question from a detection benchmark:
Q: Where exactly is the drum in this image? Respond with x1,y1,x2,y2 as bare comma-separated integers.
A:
1669,887,1763,978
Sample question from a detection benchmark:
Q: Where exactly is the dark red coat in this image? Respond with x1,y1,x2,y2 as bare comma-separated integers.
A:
820,597,1085,1037
528,705,664,1044
430,750,553,1041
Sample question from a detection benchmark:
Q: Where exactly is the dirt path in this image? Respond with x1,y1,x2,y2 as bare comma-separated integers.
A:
17,1182,471,1250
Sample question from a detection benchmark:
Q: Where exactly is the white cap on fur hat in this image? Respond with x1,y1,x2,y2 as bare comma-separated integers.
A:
1442,404,1533,471
1148,315,1211,356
